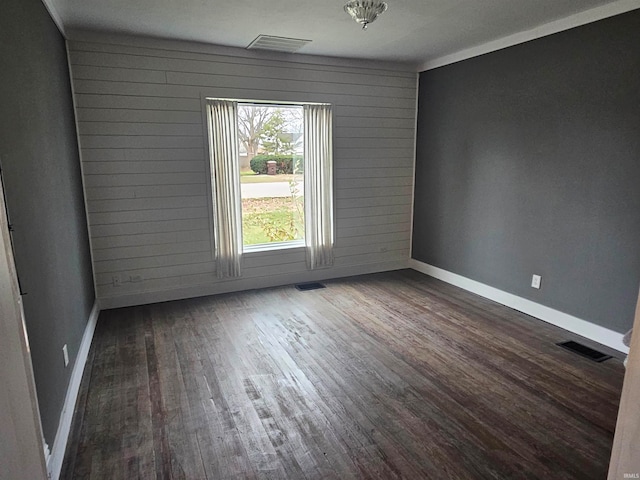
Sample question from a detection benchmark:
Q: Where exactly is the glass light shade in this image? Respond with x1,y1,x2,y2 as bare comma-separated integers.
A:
344,1,388,30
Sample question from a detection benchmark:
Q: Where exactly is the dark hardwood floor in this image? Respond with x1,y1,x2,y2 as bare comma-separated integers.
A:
61,270,624,479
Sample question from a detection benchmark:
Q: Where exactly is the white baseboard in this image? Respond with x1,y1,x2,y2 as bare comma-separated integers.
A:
46,301,100,480
43,440,50,468
409,259,629,354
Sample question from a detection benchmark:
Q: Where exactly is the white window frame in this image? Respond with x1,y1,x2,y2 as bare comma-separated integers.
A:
206,97,334,272
237,101,306,253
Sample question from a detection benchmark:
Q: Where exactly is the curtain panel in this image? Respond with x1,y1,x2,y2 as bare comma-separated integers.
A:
207,100,243,278
303,104,334,270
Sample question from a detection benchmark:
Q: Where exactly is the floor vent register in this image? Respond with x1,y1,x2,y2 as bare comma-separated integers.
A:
557,340,612,363
295,282,326,291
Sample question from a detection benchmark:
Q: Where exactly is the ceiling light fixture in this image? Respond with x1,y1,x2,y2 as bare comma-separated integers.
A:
344,1,388,30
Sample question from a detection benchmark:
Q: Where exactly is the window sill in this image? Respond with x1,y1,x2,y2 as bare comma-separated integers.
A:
243,240,305,255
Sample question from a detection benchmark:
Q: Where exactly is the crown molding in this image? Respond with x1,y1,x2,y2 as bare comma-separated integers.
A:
40,0,66,37
418,0,640,72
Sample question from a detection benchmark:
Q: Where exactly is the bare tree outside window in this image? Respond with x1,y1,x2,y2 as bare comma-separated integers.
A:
237,106,272,158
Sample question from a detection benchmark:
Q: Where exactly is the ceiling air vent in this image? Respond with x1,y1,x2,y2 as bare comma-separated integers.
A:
247,35,311,53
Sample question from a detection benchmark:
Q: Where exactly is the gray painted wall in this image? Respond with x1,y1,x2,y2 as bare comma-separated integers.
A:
413,10,640,334
0,0,95,446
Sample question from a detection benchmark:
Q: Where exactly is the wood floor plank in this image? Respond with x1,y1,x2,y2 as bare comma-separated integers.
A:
61,270,625,479
288,291,528,479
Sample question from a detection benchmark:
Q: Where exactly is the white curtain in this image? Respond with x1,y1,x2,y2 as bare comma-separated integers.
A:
207,100,242,278
303,104,334,269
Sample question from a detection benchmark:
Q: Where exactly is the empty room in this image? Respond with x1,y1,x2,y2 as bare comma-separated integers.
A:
1,0,639,479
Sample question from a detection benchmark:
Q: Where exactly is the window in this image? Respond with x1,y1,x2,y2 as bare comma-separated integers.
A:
206,99,334,278
238,104,304,249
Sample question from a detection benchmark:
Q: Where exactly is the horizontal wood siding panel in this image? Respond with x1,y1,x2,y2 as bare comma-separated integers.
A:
337,229,408,246
96,272,219,297
80,135,204,149
75,94,202,111
69,46,416,85
335,177,413,189
69,37,416,305
243,250,306,269
339,222,411,238
84,172,206,187
76,108,203,124
333,240,409,257
335,186,413,199
334,250,408,266
71,65,168,84
72,80,416,109
95,261,215,286
94,251,213,273
337,204,412,218
89,207,209,225
78,122,203,137
335,105,415,119
337,231,409,247
92,228,210,249
83,160,205,175
334,127,415,139
334,150,414,160
92,240,211,261
336,214,411,229
95,260,409,307
334,116,415,129
165,71,415,99
334,137,412,150
87,196,208,213
82,148,205,162
68,40,416,73
337,166,414,179
86,184,208,200
334,195,412,209
90,218,209,237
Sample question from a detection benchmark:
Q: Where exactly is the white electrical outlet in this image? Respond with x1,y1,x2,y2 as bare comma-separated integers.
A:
62,344,69,367
112,275,121,287
531,274,542,289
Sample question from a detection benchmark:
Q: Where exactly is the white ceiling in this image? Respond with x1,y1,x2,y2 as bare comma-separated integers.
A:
47,0,638,67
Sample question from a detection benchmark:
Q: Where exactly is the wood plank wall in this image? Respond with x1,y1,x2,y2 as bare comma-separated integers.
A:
67,36,417,309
